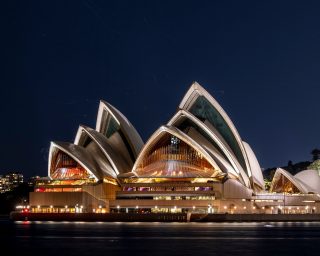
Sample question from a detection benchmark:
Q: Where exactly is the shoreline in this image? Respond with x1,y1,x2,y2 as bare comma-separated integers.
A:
9,212,320,222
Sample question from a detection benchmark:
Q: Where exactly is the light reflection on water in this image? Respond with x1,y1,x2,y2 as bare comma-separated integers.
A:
2,220,320,255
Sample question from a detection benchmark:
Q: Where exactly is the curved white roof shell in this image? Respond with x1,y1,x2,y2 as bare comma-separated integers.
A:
96,100,144,160
74,125,133,178
294,169,320,194
243,142,264,190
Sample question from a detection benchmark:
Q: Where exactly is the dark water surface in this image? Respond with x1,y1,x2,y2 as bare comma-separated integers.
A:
1,218,320,256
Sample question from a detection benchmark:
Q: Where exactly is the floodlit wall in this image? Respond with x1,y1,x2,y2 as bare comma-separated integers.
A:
223,179,253,199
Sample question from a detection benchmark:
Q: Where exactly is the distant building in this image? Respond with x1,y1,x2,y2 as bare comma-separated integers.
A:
0,175,6,193
0,172,23,193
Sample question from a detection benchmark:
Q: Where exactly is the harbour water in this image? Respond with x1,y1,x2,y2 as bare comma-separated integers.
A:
1,217,320,255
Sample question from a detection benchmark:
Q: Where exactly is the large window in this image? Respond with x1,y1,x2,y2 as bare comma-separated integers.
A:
51,151,92,180
135,133,218,178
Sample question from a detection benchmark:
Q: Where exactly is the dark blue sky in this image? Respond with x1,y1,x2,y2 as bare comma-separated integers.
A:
2,0,320,178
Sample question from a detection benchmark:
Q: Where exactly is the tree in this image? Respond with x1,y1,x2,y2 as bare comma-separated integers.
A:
311,148,320,161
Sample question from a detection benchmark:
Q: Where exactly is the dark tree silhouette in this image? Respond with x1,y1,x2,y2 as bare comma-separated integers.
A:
311,148,320,161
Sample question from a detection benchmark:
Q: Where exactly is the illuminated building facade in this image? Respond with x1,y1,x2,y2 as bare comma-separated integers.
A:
0,172,24,193
29,82,320,214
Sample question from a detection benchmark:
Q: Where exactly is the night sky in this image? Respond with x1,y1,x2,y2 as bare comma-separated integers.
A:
2,0,320,178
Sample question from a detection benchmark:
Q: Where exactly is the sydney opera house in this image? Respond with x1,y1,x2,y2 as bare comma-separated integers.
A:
30,82,320,214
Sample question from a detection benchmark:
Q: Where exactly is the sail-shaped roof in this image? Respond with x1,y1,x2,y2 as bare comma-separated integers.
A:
96,100,143,162
179,82,252,179
270,168,308,193
74,125,133,178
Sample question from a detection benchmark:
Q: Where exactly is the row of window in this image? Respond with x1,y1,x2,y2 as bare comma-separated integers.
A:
117,196,215,200
123,186,213,192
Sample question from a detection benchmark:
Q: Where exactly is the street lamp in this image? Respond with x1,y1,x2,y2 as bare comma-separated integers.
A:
173,206,177,213
117,205,120,213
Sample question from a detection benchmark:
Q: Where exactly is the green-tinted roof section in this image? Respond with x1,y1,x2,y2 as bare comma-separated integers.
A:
105,115,120,138
188,96,247,173
103,113,136,163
